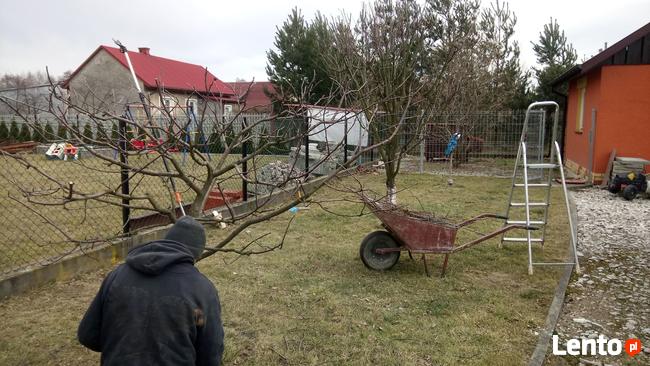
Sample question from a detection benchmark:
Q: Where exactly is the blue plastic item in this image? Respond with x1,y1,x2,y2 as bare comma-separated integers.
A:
444,133,461,157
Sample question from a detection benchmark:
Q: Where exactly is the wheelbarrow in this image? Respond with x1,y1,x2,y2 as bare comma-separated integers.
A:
359,194,537,277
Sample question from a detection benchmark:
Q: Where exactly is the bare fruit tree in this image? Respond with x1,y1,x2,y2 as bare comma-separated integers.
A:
325,0,451,204
0,72,408,260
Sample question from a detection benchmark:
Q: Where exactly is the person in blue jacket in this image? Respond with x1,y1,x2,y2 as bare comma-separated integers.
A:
78,216,224,365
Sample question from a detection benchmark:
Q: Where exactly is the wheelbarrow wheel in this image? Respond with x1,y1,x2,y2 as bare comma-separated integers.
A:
359,231,401,271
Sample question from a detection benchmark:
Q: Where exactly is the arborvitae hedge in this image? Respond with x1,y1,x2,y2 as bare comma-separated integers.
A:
17,123,31,142
82,124,94,143
0,120,9,141
43,123,55,141
111,123,119,142
57,123,68,141
31,121,43,142
9,119,20,141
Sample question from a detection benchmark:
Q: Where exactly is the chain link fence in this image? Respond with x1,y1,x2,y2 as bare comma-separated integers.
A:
0,112,301,278
0,109,563,278
395,110,564,177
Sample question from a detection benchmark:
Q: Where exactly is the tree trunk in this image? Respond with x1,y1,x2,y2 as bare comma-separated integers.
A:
386,183,397,205
385,161,397,205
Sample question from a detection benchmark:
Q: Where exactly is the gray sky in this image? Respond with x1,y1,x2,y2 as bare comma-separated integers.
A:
1,0,648,82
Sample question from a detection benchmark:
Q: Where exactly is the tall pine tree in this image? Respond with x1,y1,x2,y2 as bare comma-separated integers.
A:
266,8,335,105
531,18,577,104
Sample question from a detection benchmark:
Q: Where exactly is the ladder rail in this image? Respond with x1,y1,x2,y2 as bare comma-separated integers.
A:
521,141,534,275
540,107,560,245
554,141,581,274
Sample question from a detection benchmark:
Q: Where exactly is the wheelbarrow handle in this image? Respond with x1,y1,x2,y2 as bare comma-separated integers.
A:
456,213,509,228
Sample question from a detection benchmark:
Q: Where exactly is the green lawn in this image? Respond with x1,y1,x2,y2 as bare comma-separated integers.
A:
0,173,571,365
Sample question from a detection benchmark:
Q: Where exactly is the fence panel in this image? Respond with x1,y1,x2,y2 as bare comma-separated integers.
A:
0,109,565,277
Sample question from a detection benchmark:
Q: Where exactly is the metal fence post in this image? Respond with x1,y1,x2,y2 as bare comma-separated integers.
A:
118,118,131,235
419,129,425,174
242,117,248,201
304,116,309,173
343,117,348,165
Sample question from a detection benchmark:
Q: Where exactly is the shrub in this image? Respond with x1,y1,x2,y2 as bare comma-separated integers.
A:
95,124,109,144
111,123,119,142
0,119,9,141
32,121,44,142
43,122,55,141
57,123,68,141
9,118,20,141
18,123,31,142
82,124,94,144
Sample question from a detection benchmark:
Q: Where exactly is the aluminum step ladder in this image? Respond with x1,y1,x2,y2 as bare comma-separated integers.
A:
501,101,580,275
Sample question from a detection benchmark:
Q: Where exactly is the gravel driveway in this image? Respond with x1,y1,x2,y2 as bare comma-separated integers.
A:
547,188,650,365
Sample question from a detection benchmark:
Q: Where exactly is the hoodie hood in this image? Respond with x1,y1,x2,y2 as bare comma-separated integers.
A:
126,240,195,275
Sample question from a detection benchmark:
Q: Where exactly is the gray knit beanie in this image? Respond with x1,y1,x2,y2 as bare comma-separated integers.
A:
164,216,206,260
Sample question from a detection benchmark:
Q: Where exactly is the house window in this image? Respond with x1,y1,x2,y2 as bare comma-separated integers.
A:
224,104,233,115
575,77,587,133
161,96,175,114
187,99,198,115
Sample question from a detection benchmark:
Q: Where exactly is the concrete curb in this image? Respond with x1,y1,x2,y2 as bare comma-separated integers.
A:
528,192,579,366
0,228,165,300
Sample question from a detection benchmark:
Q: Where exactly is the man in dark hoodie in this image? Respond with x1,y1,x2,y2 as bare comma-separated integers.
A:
78,216,224,365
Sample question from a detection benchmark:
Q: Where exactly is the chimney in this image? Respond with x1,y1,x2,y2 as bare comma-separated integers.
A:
138,47,150,56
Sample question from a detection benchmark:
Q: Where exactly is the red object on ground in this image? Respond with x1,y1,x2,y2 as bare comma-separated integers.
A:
130,139,146,150
146,139,163,149
130,138,168,152
0,141,38,154
63,145,78,156
203,189,243,211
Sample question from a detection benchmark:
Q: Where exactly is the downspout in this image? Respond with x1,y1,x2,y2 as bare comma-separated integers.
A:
551,84,569,158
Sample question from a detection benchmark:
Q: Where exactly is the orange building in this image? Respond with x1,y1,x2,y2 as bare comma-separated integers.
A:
553,22,650,184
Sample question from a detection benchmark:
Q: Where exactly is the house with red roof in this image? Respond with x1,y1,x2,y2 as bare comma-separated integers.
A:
226,81,276,114
64,45,237,117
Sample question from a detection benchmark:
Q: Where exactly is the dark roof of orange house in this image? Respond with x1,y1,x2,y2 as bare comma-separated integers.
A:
553,21,650,86
64,45,235,96
226,81,275,109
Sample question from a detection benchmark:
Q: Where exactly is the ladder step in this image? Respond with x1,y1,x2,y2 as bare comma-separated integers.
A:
514,183,550,187
526,163,558,169
502,237,544,242
510,202,548,207
506,220,545,225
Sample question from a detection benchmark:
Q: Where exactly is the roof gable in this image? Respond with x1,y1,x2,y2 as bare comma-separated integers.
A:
65,45,235,96
553,21,650,85
227,81,275,109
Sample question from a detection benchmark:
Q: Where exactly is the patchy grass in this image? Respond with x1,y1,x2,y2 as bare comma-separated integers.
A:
0,173,571,365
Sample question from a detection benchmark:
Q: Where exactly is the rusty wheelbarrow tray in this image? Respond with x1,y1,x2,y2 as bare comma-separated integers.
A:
359,194,536,277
